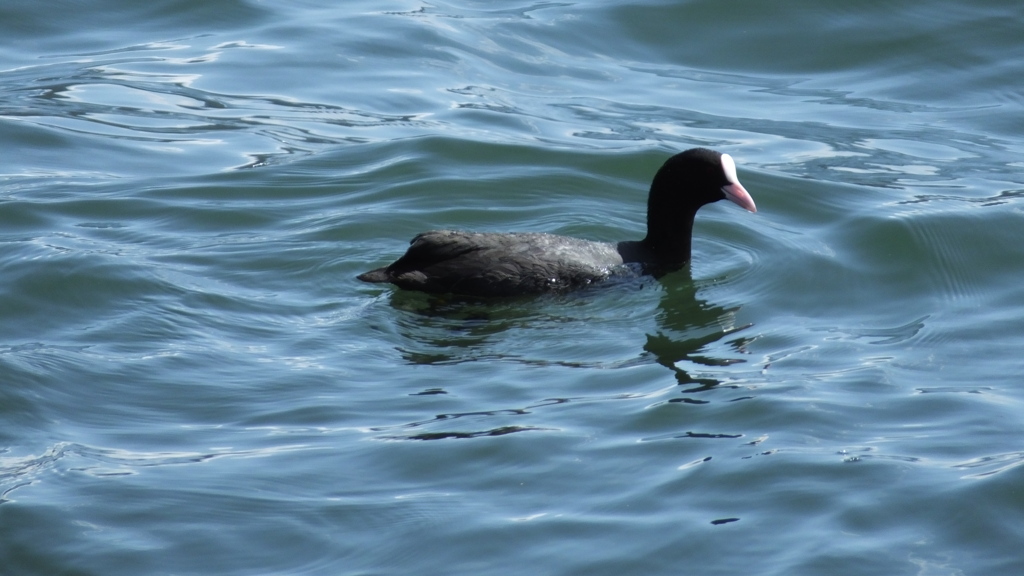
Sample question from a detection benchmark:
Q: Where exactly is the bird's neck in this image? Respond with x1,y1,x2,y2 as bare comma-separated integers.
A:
642,207,697,264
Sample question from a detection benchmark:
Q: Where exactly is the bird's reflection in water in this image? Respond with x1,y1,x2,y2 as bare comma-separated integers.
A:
381,270,754,376
370,271,755,440
384,287,571,365
644,269,754,396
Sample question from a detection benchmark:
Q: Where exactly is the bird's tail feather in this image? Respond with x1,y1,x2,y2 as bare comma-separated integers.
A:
357,268,390,283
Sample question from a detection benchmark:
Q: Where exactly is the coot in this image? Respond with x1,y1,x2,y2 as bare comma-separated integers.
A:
358,148,756,297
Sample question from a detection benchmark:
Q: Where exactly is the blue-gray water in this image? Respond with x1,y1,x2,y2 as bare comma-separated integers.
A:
3,1,1024,574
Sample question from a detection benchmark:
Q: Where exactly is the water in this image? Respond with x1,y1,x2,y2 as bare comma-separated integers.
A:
3,1,1024,574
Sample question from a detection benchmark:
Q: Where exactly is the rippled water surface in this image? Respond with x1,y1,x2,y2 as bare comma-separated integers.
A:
3,1,1024,575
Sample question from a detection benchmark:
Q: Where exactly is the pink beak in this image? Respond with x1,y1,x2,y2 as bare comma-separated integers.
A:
723,181,757,213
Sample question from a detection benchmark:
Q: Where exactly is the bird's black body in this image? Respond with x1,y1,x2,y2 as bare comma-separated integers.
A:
357,148,756,297
358,230,630,297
